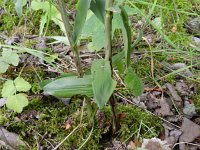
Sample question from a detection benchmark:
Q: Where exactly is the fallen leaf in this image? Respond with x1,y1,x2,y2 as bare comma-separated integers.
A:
64,117,73,130
118,113,126,119
0,127,26,149
171,26,177,33
166,83,182,108
183,101,196,119
179,118,200,150
112,139,126,150
127,141,136,150
142,138,171,150
155,98,173,117
163,123,182,148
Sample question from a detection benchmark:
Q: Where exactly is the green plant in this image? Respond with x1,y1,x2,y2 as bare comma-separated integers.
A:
0,48,19,73
42,0,144,133
0,48,31,113
1,0,144,130
4,0,27,16
1,77,31,113
30,0,66,36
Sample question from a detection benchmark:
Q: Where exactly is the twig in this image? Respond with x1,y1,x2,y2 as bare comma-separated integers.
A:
172,142,200,149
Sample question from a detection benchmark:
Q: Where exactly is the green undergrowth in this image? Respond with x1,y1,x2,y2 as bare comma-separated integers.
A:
0,1,63,36
193,87,200,112
0,97,162,149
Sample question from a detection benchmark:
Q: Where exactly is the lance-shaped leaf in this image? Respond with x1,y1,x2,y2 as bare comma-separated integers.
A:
43,75,93,98
91,59,117,109
124,67,144,96
90,0,105,23
120,6,132,68
73,0,92,44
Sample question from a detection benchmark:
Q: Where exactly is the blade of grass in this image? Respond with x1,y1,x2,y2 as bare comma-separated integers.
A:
127,0,178,49
133,0,199,16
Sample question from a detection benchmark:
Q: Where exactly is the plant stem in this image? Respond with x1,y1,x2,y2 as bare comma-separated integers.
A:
105,0,118,133
73,45,83,77
57,0,82,76
105,0,113,61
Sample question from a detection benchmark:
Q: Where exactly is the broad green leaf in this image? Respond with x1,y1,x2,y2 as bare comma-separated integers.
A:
2,49,19,66
0,59,9,73
112,13,123,35
112,51,125,66
90,0,105,23
14,77,31,92
82,12,105,51
83,12,121,51
73,0,92,44
82,6,137,52
120,6,132,68
1,80,16,98
43,75,93,98
124,68,144,96
91,59,117,109
123,5,138,15
6,93,28,113
115,60,125,74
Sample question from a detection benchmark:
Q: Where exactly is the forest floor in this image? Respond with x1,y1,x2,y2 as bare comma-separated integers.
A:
0,0,200,150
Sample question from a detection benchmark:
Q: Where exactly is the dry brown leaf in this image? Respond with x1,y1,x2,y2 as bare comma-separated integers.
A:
171,26,177,33
179,118,200,150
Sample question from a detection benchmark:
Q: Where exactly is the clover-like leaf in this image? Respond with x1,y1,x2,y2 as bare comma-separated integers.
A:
0,58,9,73
14,77,31,92
6,93,29,113
1,80,16,98
2,49,19,66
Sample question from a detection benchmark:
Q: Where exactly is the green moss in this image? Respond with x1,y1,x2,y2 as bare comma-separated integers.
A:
165,74,176,84
2,97,162,150
116,105,162,141
193,90,200,113
0,1,18,32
